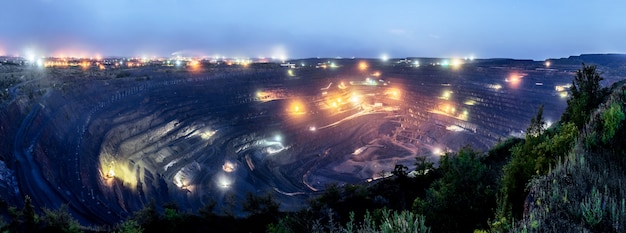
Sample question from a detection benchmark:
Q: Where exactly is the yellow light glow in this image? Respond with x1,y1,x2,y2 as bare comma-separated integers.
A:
106,168,115,178
338,82,347,89
351,96,359,103
99,158,137,190
488,84,502,90
505,73,523,88
385,88,401,100
433,148,442,155
289,100,305,114
222,161,236,173
358,61,368,71
199,130,216,140
188,60,202,72
451,59,463,68
440,90,453,100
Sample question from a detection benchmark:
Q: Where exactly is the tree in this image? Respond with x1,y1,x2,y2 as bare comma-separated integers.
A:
39,205,82,233
415,146,496,232
22,195,37,232
131,199,159,228
563,63,608,129
526,105,545,137
242,192,280,216
392,164,409,178
414,156,434,176
501,121,579,220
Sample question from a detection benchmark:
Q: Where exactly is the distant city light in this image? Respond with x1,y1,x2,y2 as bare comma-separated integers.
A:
451,59,463,68
441,60,449,67
380,54,389,62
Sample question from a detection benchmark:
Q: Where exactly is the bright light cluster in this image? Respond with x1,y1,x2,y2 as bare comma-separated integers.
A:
385,88,401,100
288,100,305,115
99,157,138,190
222,161,236,173
358,61,368,71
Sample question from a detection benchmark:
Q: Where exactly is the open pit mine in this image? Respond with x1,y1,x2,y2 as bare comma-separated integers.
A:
2,56,615,225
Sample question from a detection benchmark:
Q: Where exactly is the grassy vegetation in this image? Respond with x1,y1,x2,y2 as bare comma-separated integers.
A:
0,64,623,232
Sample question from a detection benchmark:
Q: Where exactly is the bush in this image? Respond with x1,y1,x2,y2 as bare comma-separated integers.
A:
601,101,624,144
580,187,603,227
415,146,496,232
379,209,430,233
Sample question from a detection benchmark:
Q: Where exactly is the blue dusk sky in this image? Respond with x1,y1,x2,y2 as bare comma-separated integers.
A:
1,0,625,60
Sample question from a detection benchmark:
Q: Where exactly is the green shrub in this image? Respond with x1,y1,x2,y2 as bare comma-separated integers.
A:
416,146,496,232
379,209,430,233
116,220,144,233
342,209,430,233
601,101,625,144
580,187,604,227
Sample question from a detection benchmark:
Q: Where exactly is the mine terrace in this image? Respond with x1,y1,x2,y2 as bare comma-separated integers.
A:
0,54,623,225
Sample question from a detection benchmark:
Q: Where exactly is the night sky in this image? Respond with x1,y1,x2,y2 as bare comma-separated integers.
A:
1,0,625,60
